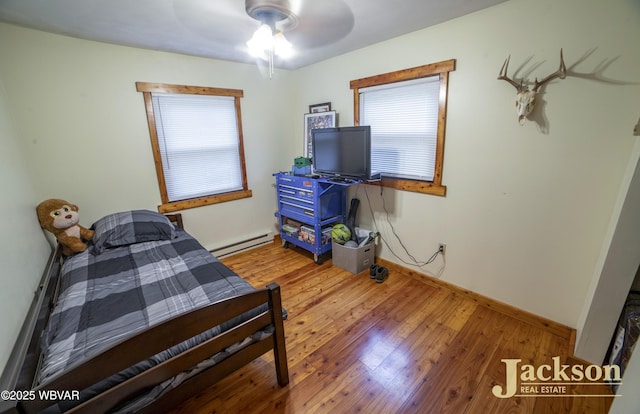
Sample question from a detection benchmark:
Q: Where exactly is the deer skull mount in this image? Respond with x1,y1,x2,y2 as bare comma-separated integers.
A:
498,49,567,125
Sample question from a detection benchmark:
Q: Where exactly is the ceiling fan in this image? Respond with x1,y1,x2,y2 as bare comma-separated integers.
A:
244,0,353,77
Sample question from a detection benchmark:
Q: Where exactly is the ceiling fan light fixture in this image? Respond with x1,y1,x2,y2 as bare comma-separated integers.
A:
245,0,298,77
246,25,293,60
246,24,273,58
273,31,293,58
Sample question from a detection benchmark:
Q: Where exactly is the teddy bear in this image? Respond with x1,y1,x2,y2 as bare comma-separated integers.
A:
36,198,94,256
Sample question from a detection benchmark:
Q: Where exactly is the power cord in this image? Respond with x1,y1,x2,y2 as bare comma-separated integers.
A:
359,184,446,276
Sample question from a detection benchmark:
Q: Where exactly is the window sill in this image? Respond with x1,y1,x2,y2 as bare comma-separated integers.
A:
158,189,253,213
371,178,446,197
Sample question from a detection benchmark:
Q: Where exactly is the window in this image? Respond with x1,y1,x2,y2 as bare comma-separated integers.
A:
136,82,251,212
350,59,455,196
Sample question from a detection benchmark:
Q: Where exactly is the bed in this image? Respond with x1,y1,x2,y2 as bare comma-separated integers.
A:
0,210,288,413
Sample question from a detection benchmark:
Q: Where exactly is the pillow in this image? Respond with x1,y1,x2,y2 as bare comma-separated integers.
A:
91,210,177,253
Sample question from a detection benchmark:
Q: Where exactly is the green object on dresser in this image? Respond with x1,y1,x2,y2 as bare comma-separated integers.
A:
294,157,312,168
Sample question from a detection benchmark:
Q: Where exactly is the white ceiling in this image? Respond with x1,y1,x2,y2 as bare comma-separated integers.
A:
0,0,508,70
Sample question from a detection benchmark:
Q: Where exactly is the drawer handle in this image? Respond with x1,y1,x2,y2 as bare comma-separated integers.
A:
279,183,314,193
281,200,313,212
280,195,313,205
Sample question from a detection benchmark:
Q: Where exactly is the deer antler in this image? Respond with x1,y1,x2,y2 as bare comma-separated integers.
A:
498,55,525,93
533,49,567,92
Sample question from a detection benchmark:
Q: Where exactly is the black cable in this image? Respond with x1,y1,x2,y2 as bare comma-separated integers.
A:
360,184,442,268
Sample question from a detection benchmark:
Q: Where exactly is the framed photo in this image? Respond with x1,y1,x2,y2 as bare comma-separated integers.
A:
309,102,331,113
304,110,336,158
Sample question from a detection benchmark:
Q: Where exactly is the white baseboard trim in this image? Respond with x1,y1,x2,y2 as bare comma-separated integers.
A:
209,232,274,258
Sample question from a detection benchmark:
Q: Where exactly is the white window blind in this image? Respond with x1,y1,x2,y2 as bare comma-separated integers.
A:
359,76,440,181
152,93,243,202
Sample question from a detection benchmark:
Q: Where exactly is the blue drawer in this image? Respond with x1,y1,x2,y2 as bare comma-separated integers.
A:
279,191,341,220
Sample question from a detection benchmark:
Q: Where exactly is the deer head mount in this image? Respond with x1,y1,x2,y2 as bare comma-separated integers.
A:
498,49,567,124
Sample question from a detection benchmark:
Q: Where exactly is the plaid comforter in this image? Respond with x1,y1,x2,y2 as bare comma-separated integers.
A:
39,228,263,385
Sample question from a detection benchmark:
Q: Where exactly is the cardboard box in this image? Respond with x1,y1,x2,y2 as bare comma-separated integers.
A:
332,240,375,274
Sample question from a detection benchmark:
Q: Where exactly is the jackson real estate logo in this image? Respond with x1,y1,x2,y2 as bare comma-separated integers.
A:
492,357,622,398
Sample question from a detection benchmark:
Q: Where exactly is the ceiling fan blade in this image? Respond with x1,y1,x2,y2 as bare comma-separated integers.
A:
174,0,354,66
284,0,353,49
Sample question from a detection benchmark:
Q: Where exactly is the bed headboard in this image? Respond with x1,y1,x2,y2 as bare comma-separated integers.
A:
164,213,184,229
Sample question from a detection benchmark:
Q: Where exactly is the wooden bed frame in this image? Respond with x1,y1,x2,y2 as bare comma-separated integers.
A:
0,213,289,413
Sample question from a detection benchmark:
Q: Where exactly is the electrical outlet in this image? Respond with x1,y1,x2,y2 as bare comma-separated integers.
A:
438,243,446,254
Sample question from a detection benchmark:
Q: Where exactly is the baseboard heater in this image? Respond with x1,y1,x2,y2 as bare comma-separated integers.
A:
209,232,274,258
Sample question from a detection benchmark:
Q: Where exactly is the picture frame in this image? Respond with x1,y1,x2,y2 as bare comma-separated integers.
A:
309,102,332,113
304,110,336,158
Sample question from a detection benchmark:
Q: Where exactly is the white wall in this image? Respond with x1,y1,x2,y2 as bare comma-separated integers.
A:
291,0,640,332
0,23,296,373
1,0,639,375
576,141,640,362
0,80,51,370
0,23,295,251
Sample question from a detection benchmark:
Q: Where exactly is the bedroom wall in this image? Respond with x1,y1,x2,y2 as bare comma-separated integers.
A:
576,140,640,362
0,81,51,371
0,0,638,372
0,24,296,374
0,22,295,252
289,0,640,340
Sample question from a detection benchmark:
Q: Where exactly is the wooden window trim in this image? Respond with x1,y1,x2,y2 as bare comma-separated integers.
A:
136,82,252,213
350,59,455,196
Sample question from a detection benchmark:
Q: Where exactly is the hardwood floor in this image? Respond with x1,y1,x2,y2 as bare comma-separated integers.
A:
169,241,614,414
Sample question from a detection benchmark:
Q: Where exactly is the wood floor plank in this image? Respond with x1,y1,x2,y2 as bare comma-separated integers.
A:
531,355,615,414
167,241,613,414
463,319,562,413
398,306,508,413
358,290,480,412
377,257,574,341
304,277,436,372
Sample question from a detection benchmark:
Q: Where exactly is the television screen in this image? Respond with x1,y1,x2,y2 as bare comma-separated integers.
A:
311,126,373,180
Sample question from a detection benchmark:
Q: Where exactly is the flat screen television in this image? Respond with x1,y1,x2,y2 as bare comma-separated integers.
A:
311,126,375,181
